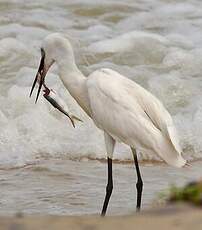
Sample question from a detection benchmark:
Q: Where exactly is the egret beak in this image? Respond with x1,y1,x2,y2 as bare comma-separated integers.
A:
29,49,47,103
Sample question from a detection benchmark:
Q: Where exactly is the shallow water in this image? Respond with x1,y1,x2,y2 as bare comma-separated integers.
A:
1,0,202,215
0,159,200,216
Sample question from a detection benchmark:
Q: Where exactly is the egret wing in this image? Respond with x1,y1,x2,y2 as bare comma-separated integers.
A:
86,68,185,167
87,68,162,148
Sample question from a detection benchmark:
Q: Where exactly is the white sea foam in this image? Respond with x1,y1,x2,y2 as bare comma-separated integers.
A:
88,30,169,54
1,0,202,166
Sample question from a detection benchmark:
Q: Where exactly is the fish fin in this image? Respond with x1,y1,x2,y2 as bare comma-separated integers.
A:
71,115,83,123
70,117,75,128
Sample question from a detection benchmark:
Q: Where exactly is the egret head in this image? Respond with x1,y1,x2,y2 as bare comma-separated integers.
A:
30,33,74,103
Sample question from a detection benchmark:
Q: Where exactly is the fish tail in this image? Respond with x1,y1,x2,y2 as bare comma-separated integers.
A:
71,115,83,123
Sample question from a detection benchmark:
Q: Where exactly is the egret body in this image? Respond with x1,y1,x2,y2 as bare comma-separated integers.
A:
30,33,186,216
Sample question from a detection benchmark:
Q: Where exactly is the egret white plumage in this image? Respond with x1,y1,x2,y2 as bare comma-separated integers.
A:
30,33,186,216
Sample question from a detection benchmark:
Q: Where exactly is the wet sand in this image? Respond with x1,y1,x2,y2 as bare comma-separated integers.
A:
0,205,201,230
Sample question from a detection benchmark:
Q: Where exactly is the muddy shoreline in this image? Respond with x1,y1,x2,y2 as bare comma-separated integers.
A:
0,205,201,230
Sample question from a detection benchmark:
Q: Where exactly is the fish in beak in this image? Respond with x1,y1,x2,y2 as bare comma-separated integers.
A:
30,48,47,103
43,87,83,128
30,48,82,127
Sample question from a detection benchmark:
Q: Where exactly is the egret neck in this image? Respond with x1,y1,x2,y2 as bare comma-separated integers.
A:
57,55,91,117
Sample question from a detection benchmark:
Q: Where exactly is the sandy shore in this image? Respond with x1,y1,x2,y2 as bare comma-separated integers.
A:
0,205,201,230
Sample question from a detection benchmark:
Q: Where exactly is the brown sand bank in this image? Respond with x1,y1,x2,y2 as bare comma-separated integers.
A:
0,205,201,230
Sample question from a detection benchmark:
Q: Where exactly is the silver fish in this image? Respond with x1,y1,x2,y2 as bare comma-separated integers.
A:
43,87,82,128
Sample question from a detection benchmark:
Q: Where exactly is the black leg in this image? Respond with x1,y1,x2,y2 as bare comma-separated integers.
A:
131,148,143,211
101,157,113,216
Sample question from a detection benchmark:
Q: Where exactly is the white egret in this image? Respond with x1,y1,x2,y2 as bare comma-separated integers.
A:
30,33,186,216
